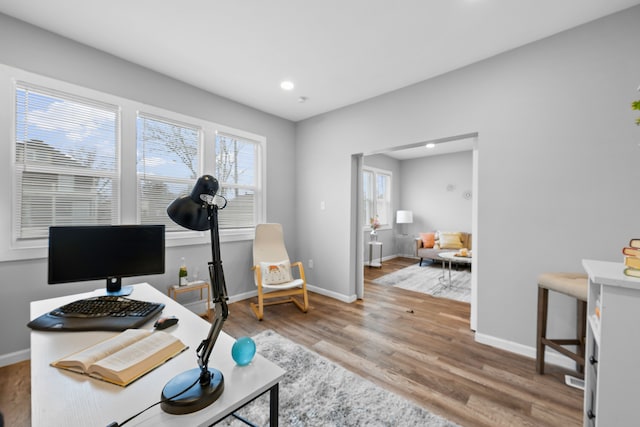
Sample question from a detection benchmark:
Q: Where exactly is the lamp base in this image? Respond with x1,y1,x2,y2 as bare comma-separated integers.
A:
160,368,224,415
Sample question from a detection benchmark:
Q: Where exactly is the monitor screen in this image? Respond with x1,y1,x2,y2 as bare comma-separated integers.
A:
48,225,165,296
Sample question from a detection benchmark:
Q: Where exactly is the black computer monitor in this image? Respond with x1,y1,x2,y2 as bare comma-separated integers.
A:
48,224,166,296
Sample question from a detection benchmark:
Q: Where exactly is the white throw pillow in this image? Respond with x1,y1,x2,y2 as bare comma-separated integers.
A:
260,260,293,285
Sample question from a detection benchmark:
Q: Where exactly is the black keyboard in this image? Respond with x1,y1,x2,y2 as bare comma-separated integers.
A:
28,296,165,332
51,296,162,318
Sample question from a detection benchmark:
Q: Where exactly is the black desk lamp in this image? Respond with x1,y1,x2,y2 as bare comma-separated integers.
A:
161,175,229,414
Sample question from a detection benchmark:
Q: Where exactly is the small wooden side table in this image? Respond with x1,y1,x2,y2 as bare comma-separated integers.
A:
168,281,211,320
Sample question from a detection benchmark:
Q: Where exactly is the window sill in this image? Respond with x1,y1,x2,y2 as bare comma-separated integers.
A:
362,226,392,232
165,228,253,247
0,229,254,262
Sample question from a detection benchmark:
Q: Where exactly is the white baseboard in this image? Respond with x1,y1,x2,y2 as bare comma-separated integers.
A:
229,289,257,303
362,254,396,268
180,289,258,312
0,348,30,367
230,283,356,304
182,282,356,311
306,283,357,303
362,254,420,268
475,332,576,371
228,281,357,304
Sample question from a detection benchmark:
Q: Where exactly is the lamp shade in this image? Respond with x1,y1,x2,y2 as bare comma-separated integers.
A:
396,210,413,224
166,175,219,231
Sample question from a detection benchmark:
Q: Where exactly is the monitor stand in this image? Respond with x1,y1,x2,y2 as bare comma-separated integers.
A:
100,277,133,297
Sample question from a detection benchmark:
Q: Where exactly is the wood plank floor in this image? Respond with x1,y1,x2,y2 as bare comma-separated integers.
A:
0,257,583,426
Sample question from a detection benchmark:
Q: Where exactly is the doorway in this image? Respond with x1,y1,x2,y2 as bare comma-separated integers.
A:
351,132,479,329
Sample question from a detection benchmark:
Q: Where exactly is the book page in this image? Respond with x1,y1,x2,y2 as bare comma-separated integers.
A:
94,331,179,371
91,336,187,386
52,329,151,372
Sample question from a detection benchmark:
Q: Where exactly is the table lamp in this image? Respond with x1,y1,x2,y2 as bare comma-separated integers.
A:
161,174,229,414
396,210,413,235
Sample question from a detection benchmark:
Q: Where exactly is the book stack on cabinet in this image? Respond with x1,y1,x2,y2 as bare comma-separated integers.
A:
622,238,640,278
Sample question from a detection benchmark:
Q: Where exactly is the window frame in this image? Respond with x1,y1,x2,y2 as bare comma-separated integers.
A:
362,166,392,231
136,110,205,232
0,65,266,262
214,131,263,231
13,81,122,241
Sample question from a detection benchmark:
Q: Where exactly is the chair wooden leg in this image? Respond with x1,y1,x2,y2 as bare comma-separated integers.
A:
250,291,265,320
536,287,548,374
290,288,309,313
302,285,309,312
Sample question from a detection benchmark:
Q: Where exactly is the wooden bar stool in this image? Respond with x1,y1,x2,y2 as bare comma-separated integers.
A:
536,272,588,375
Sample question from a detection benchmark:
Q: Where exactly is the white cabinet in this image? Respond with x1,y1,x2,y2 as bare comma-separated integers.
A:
582,260,640,427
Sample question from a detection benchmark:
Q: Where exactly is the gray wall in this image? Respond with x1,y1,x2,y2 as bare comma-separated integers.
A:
0,14,296,358
295,6,640,355
401,151,473,236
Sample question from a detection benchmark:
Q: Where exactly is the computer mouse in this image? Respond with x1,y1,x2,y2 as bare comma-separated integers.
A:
154,316,178,330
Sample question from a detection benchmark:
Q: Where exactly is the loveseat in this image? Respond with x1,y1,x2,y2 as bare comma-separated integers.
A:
415,231,472,266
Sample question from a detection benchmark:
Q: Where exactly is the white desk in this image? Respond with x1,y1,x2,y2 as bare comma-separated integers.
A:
30,283,285,427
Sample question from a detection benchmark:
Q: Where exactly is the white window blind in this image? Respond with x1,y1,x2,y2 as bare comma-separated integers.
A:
14,83,119,240
137,113,201,230
4,67,266,260
375,172,391,225
362,167,391,227
363,169,374,224
215,133,259,229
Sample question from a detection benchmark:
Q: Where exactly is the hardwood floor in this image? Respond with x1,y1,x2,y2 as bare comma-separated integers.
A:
0,257,583,427
0,358,29,427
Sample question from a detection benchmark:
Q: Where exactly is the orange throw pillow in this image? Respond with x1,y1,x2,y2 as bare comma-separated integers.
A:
420,232,435,248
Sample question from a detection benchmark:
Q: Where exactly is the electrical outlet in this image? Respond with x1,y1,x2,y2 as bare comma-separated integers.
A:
308,259,314,269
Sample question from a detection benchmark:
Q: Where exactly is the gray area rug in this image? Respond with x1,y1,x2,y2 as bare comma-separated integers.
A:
220,330,458,427
373,262,471,303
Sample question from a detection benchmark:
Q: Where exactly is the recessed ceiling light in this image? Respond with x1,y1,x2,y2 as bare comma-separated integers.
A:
425,143,436,149
280,80,294,91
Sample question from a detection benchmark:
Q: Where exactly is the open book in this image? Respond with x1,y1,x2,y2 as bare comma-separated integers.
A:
51,329,188,386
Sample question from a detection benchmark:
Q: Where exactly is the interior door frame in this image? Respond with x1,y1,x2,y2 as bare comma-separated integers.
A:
351,132,479,329
352,154,365,299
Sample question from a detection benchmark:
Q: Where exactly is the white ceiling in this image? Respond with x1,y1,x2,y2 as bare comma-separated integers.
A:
1,0,639,123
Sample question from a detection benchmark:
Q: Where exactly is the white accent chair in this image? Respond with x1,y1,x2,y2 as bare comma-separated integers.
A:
251,223,309,320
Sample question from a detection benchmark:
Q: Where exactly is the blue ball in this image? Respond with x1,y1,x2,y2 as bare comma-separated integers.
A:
231,336,256,366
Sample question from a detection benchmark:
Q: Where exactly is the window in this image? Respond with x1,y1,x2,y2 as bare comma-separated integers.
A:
362,167,392,228
2,65,265,261
137,113,201,230
215,133,260,230
14,83,119,240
